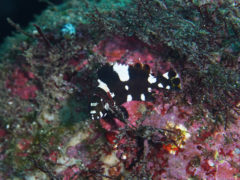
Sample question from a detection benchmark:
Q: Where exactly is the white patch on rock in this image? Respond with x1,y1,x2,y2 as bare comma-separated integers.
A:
42,112,55,122
101,150,119,166
121,154,127,160
125,85,129,90
166,85,170,89
113,63,129,82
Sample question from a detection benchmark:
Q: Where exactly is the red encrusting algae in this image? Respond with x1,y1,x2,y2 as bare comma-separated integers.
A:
5,68,38,100
91,36,240,179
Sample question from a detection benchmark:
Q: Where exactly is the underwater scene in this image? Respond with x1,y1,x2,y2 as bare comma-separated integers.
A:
0,0,240,179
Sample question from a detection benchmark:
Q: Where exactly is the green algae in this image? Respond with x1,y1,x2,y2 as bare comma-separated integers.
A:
87,0,240,126
59,95,89,126
86,0,240,66
0,0,131,63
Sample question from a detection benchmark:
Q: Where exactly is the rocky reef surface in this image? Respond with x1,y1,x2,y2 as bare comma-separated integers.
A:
0,0,239,179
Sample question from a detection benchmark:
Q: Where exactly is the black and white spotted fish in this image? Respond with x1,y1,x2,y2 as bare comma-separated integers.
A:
90,63,181,120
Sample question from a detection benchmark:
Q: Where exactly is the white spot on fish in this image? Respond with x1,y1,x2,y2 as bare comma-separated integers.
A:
163,72,169,79
148,74,157,84
98,79,110,93
110,92,115,98
127,94,132,101
158,83,163,88
90,102,98,107
104,103,109,110
90,110,96,114
141,94,145,101
113,63,130,82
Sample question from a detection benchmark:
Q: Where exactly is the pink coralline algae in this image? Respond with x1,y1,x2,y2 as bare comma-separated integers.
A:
62,165,80,180
48,151,58,163
93,36,154,63
93,36,240,179
17,138,32,151
67,50,88,72
16,138,33,158
66,144,91,166
0,129,6,138
5,68,38,100
93,36,173,73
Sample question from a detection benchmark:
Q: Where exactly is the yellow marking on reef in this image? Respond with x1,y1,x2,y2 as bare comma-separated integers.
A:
214,151,219,160
164,122,191,154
